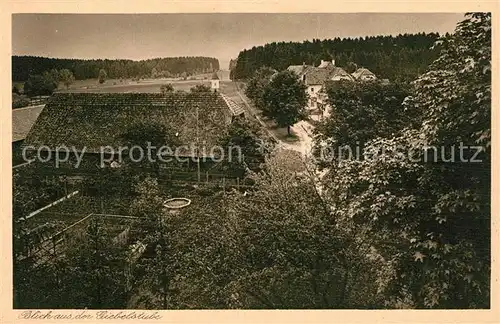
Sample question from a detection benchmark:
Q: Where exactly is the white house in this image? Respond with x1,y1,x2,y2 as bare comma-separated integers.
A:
211,72,220,91
287,59,354,113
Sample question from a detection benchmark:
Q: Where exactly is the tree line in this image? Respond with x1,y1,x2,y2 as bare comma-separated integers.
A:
12,56,220,81
231,32,442,82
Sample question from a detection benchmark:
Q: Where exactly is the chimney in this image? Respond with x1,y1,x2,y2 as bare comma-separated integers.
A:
331,59,335,66
303,61,305,67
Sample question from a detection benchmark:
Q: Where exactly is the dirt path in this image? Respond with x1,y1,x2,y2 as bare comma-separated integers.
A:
286,120,314,156
235,85,315,157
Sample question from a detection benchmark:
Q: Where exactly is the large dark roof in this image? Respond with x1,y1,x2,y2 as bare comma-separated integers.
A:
304,66,354,85
304,67,333,85
24,92,242,156
12,105,45,142
287,65,311,76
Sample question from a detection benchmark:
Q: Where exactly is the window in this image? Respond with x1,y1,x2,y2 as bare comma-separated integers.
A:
310,87,314,93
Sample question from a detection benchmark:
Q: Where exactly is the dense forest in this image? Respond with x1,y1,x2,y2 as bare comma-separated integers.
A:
12,56,220,81
231,33,443,82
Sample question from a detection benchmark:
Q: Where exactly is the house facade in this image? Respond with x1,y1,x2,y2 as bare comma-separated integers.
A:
287,60,379,120
210,72,220,91
288,59,354,114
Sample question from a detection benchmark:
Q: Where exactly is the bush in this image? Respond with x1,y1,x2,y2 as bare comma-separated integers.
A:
160,83,174,94
12,94,30,109
190,84,212,93
23,74,57,97
98,69,107,84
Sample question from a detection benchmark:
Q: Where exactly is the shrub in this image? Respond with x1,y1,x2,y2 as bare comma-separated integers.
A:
12,94,30,109
23,74,57,97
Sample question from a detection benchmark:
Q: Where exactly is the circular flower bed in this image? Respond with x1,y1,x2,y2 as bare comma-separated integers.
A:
164,198,191,209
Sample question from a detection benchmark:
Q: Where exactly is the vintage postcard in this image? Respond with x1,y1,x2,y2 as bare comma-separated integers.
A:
1,1,498,323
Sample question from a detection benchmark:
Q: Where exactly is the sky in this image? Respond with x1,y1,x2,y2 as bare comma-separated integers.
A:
12,13,465,70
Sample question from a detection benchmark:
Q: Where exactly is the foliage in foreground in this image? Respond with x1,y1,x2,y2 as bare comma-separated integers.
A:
222,151,389,308
314,80,414,163
317,13,491,308
14,217,128,308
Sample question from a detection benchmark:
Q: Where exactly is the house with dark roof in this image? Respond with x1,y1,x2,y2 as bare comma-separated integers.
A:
23,92,245,172
286,60,380,120
351,67,377,81
288,59,353,112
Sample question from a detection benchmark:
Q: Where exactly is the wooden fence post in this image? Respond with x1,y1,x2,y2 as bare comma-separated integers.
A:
206,171,209,183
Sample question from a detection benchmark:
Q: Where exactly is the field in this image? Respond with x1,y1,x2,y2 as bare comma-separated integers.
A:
60,79,210,93
55,70,231,93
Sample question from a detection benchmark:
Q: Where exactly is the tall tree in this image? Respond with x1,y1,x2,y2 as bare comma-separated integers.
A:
217,118,274,176
23,74,57,97
98,69,108,84
261,70,308,135
244,66,276,110
59,69,75,89
59,216,128,308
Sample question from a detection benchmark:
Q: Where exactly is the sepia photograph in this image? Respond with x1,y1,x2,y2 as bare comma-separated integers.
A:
9,11,492,312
